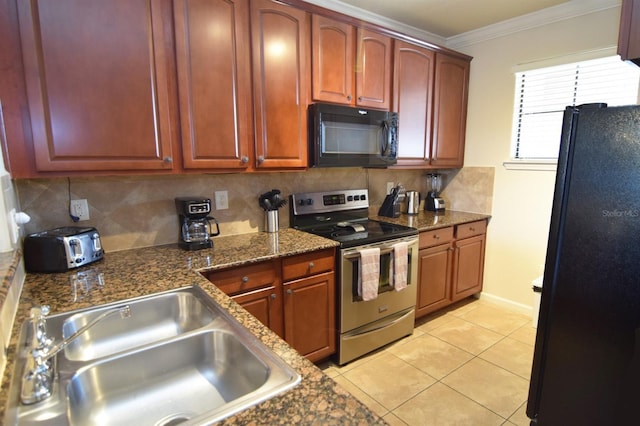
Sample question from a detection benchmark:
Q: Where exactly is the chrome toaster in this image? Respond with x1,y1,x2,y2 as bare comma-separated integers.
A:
23,226,104,272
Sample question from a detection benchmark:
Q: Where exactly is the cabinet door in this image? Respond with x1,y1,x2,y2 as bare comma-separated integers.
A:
174,0,252,170
251,0,309,169
393,40,435,167
355,29,392,110
311,15,354,105
416,243,452,318
452,234,485,301
618,0,640,66
283,271,335,362
431,52,469,168
17,0,176,172
233,286,284,338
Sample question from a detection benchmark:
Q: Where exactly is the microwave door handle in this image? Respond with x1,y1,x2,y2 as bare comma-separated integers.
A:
381,121,389,156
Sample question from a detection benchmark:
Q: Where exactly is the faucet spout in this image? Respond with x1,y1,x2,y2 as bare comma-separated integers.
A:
21,304,131,404
43,305,131,361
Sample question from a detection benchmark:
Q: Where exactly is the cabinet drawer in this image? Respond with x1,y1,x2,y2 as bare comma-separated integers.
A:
204,261,278,296
455,220,487,239
419,226,454,248
282,248,335,282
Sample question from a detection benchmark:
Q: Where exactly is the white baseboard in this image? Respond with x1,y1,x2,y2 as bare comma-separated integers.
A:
477,292,533,317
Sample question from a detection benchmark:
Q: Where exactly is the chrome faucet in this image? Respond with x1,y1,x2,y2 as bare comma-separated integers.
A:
21,304,131,404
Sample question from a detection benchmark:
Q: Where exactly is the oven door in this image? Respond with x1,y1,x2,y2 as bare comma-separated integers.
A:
339,236,418,333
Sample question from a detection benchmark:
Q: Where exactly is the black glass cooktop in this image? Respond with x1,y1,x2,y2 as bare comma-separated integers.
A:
296,218,417,248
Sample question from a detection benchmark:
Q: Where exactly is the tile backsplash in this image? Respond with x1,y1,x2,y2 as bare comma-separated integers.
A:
16,167,494,252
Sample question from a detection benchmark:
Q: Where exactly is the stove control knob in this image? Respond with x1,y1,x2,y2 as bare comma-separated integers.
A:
347,195,353,201
305,198,313,206
298,199,305,206
361,194,366,200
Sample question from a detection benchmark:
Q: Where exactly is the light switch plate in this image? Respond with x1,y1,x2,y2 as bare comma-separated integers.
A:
214,191,229,210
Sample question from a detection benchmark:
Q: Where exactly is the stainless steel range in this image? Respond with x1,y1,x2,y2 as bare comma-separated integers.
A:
290,189,418,365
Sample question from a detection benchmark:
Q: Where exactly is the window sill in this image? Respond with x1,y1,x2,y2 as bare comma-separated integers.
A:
503,160,557,171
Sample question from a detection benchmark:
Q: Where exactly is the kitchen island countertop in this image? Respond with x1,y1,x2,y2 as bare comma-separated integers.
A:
0,228,388,425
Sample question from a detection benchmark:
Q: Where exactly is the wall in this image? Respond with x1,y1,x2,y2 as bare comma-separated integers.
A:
16,168,494,252
456,6,622,312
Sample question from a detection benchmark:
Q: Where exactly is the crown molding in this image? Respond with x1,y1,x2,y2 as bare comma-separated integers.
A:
301,0,447,46
447,0,622,49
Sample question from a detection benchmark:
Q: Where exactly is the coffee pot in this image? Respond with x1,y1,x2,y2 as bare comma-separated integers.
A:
175,197,220,250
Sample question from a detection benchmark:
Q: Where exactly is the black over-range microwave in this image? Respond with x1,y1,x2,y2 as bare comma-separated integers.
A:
309,103,398,168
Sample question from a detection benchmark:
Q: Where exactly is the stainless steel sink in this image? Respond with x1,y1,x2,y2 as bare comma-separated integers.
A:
57,288,217,361
4,286,301,425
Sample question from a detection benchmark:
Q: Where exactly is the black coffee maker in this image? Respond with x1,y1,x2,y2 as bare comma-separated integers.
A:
175,197,220,250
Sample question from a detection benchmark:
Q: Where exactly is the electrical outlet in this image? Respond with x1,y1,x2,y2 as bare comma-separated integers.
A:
214,191,229,210
386,182,395,194
70,199,90,221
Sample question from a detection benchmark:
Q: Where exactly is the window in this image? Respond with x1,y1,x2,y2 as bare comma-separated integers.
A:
512,56,640,160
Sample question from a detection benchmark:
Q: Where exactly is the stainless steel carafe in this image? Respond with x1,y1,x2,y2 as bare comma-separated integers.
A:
405,191,421,214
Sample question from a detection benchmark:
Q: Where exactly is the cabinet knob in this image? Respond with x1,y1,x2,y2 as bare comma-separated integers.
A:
308,262,314,269
270,293,277,299
241,276,249,283
469,227,475,232
240,156,249,164
286,289,293,295
258,156,265,164
434,235,440,239
163,156,173,163
358,96,363,101
347,95,352,101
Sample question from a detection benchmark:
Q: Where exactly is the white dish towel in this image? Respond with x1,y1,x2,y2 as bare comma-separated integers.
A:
358,247,380,301
391,241,408,291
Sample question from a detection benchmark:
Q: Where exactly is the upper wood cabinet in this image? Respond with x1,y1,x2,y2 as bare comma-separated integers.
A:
431,52,469,168
174,0,253,170
393,40,435,167
251,0,310,169
618,0,640,66
393,42,469,169
311,15,392,110
17,0,177,173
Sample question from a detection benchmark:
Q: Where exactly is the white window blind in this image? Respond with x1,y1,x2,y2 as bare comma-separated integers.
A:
512,56,640,160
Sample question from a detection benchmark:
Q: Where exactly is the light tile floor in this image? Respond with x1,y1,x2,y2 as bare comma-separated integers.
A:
318,298,536,425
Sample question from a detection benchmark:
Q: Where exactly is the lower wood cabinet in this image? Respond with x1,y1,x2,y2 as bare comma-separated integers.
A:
416,220,487,319
283,271,335,362
202,248,336,362
416,227,453,318
452,221,487,302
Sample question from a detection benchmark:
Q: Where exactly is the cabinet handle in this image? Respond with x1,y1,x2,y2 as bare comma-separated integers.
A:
240,156,249,164
270,293,277,299
258,156,265,163
308,261,314,269
241,276,249,283
286,289,293,295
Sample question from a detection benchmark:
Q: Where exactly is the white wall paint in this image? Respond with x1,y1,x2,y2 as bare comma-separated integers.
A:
459,6,622,312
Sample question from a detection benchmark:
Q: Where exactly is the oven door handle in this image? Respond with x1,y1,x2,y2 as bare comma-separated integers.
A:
343,238,418,260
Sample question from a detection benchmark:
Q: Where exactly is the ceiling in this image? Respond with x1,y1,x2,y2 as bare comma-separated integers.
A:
322,0,572,38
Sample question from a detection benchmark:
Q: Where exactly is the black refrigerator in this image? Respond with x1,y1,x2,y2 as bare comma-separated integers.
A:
527,104,640,425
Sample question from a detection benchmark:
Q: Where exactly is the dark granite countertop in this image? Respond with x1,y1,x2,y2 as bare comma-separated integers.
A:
1,229,388,425
370,209,491,232
1,212,491,424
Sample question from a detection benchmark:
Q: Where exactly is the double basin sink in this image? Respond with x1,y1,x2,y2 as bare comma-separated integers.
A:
4,286,301,425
